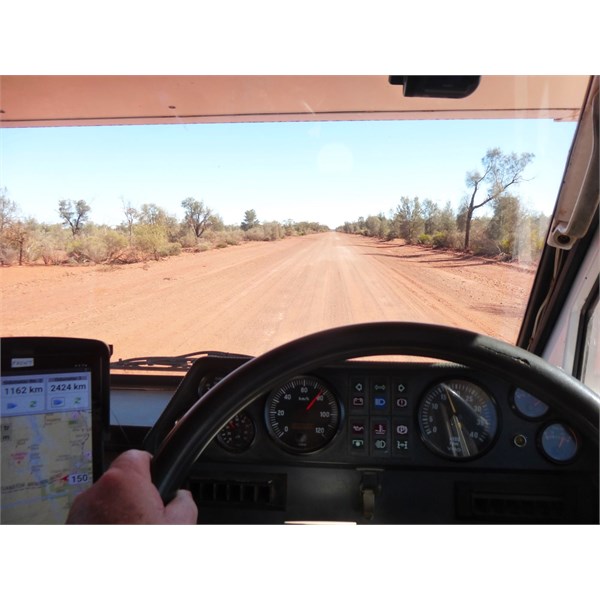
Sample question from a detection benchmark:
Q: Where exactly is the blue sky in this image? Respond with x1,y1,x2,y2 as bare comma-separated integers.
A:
1,117,577,229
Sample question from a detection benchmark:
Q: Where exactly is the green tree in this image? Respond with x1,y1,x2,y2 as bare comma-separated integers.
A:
391,196,424,243
365,215,382,237
0,188,18,236
422,199,441,235
138,203,168,225
241,209,259,231
377,213,390,239
439,201,457,234
5,221,29,265
181,197,213,239
0,189,19,264
58,199,91,237
486,194,522,256
137,204,179,241
463,148,533,251
121,199,138,245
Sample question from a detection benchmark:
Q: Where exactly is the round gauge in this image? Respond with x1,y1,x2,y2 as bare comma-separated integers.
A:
264,376,341,453
418,379,499,460
513,388,549,419
539,422,579,464
216,411,255,452
198,374,224,398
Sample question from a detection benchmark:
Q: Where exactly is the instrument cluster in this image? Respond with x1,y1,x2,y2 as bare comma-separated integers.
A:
197,358,583,469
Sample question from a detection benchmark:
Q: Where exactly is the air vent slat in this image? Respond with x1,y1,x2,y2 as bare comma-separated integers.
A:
189,474,286,510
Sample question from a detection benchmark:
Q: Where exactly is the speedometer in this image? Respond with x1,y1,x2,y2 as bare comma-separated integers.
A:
264,376,342,453
418,379,499,460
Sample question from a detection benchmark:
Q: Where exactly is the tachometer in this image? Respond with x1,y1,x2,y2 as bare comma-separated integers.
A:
418,379,499,460
264,376,341,453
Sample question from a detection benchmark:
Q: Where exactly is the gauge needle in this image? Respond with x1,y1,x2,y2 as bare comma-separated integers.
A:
452,415,471,457
306,390,322,411
440,404,458,457
443,385,471,457
443,384,459,414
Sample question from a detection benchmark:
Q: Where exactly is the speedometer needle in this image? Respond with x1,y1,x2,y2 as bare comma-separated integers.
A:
306,390,322,411
452,414,471,457
443,384,458,415
443,385,471,457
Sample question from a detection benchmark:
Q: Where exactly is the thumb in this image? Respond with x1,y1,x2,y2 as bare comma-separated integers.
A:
163,489,198,524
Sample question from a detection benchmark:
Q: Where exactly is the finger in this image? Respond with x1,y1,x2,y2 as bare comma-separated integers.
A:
164,489,198,524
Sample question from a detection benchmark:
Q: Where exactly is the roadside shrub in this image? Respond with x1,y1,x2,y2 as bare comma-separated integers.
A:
209,229,244,247
0,244,18,265
164,242,182,256
417,233,433,246
242,222,286,242
29,226,71,265
178,231,200,249
243,226,266,241
496,236,514,258
133,224,174,261
187,241,211,253
431,231,460,249
67,229,129,264
470,231,500,256
262,221,284,241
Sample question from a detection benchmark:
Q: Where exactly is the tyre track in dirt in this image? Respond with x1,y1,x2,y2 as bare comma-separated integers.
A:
1,232,535,360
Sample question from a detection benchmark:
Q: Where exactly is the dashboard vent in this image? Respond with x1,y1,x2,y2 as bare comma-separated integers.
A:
455,482,577,523
189,474,286,510
469,492,567,521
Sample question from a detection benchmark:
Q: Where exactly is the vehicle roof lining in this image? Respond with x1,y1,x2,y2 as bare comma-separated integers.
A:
0,75,590,127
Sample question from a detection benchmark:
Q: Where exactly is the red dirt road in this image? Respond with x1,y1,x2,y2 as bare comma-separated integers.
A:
1,232,535,361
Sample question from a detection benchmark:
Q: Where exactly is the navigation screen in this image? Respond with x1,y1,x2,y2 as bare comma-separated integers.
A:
1,369,94,524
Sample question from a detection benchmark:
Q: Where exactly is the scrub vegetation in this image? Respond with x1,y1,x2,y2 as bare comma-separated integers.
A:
0,191,328,266
339,195,549,263
0,148,546,266
339,148,548,263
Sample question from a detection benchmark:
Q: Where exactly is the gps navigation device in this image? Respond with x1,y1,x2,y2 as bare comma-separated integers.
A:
1,337,110,524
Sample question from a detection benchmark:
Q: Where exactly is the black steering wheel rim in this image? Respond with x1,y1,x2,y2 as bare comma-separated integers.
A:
150,322,600,502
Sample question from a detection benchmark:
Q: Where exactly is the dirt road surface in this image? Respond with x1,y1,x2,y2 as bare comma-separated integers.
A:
1,232,535,361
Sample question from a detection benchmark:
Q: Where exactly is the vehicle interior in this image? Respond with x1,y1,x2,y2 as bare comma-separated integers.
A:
1,74,599,530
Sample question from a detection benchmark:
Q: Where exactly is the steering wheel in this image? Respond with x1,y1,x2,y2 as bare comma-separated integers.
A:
150,322,600,502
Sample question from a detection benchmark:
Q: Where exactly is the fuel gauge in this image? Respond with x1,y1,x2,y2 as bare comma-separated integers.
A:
539,422,579,464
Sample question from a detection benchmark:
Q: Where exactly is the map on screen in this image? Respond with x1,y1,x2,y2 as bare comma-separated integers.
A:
1,370,94,524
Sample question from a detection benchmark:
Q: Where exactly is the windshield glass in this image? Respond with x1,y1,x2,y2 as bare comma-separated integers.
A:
0,109,581,364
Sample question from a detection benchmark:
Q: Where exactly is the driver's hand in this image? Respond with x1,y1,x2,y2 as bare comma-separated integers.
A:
66,449,198,524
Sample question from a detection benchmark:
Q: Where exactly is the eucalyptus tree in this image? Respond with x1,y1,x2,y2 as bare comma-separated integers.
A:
463,148,533,251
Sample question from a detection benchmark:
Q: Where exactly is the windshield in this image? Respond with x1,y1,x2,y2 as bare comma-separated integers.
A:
0,99,582,364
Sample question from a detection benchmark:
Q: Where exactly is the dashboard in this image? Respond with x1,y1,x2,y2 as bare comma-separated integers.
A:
108,355,599,524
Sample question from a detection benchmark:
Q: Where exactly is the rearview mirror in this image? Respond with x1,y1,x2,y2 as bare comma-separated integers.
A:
389,75,481,98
